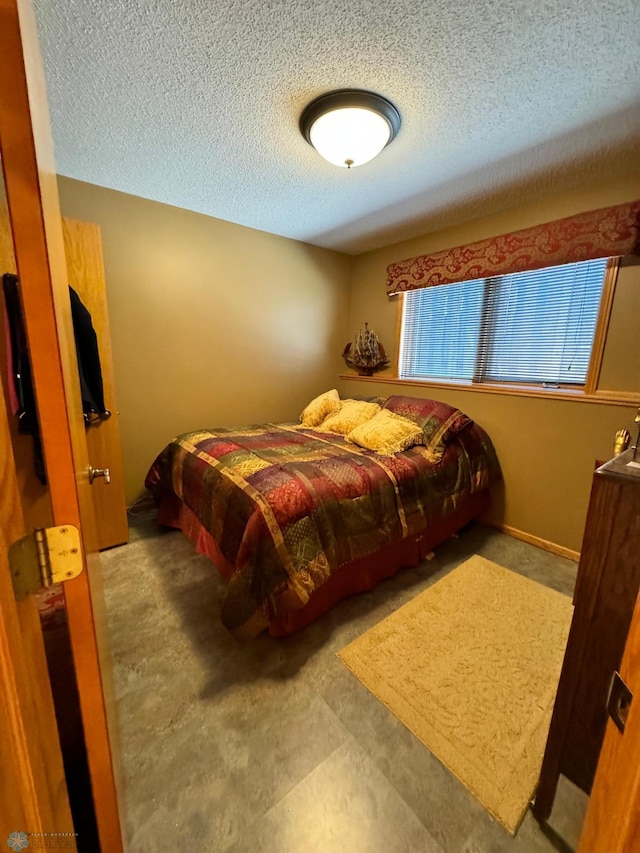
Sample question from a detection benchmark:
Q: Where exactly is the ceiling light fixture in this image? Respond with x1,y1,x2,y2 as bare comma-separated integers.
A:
300,89,401,169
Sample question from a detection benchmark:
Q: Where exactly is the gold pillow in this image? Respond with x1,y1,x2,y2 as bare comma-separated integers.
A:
300,389,341,427
347,409,425,455
317,399,381,435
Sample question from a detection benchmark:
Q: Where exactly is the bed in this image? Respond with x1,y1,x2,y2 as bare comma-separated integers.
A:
145,394,500,639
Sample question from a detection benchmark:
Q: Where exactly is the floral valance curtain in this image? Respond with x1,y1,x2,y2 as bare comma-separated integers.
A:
386,200,640,296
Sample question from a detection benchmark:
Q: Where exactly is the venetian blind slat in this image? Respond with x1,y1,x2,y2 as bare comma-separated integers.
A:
399,259,608,385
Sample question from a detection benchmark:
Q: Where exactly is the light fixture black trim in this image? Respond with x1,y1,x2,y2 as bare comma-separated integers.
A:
299,89,401,148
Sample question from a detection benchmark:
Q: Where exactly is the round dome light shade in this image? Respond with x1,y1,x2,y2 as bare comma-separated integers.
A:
300,90,400,169
309,107,391,168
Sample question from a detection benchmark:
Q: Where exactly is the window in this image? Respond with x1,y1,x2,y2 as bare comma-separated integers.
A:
398,258,611,389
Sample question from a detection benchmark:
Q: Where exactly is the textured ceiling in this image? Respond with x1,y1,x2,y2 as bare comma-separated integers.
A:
34,0,640,254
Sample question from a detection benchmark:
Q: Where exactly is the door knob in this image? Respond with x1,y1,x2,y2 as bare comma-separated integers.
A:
88,466,111,485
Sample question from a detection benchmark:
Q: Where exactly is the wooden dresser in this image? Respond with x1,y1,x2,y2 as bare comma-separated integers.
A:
533,448,640,821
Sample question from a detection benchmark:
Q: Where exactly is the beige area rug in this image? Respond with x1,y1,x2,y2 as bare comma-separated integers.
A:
338,555,573,834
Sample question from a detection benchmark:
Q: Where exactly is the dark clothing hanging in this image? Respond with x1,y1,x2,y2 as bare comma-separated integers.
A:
2,273,45,482
69,286,108,422
3,274,38,432
2,275,109,483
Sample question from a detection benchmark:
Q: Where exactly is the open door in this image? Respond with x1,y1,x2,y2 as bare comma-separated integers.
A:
0,0,122,849
0,383,75,852
578,592,640,852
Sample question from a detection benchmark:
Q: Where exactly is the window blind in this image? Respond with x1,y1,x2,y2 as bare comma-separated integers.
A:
399,258,608,386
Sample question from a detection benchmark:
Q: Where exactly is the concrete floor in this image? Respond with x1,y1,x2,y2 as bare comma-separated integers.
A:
100,520,588,853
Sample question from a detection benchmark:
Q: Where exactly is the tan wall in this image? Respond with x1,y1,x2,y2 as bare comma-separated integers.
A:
57,178,351,503
343,174,640,553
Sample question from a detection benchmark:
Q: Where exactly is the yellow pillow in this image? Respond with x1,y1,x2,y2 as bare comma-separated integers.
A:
347,409,425,455
300,389,341,427
317,399,381,435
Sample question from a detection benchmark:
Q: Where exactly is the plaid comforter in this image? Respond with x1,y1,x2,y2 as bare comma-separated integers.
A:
145,422,499,637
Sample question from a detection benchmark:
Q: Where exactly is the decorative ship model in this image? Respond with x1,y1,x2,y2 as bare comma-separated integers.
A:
342,322,390,376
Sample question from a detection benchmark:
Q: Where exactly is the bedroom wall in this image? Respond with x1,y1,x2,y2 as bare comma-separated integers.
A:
341,174,640,554
57,177,351,503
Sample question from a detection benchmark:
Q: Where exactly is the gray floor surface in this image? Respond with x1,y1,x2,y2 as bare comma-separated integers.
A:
100,519,588,853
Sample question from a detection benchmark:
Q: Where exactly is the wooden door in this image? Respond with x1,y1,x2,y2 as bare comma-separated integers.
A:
0,377,75,848
0,0,122,849
62,218,128,550
577,593,640,852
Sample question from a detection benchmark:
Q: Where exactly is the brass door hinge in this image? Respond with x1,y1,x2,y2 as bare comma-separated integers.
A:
9,526,83,600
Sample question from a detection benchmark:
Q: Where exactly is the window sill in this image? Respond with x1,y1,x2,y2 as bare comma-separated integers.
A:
338,373,640,408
